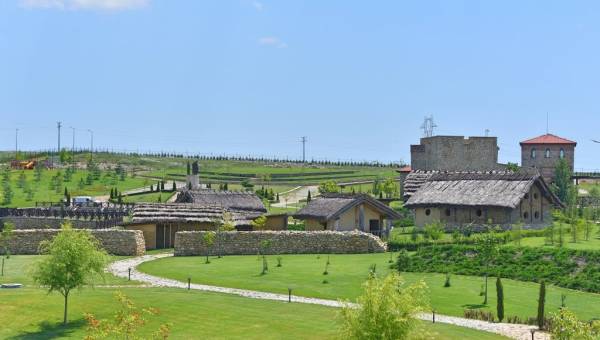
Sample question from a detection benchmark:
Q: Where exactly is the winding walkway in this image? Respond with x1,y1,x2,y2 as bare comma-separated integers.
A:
108,254,550,340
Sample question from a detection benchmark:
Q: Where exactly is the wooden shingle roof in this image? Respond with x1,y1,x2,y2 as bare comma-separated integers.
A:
404,170,563,209
131,203,262,227
175,189,266,212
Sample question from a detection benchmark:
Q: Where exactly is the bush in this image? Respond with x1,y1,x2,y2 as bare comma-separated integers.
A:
397,244,600,293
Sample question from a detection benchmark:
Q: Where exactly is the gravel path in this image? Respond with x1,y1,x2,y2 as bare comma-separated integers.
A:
108,254,550,340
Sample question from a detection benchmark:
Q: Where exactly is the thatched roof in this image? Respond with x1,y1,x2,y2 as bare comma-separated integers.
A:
404,170,563,209
293,194,402,221
130,203,262,227
175,189,266,212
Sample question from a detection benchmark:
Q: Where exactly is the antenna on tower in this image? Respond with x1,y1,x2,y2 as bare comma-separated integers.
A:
300,136,307,163
546,113,549,134
420,115,437,137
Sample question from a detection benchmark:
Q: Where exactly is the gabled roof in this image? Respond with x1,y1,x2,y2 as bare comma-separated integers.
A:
130,203,262,227
404,170,563,209
175,189,266,212
293,194,402,221
520,134,577,146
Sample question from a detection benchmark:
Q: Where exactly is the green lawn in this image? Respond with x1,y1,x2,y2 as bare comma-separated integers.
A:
0,287,507,339
509,234,600,251
0,255,506,339
122,191,175,203
1,169,149,207
138,253,600,321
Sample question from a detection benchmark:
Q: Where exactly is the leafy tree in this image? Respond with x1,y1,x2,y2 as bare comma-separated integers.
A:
0,222,15,276
476,232,499,305
423,221,444,241
552,158,575,204
17,172,26,189
33,224,108,325
259,239,272,275
496,277,504,322
537,280,546,329
511,222,523,246
215,212,236,258
549,308,600,340
340,273,429,340
381,177,399,198
34,163,43,182
202,231,215,264
251,215,268,231
84,291,171,340
186,161,191,175
2,181,13,205
318,180,339,194
506,162,520,172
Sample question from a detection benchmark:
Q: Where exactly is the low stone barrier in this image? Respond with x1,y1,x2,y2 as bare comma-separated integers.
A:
4,229,145,256
1,217,121,230
174,230,386,256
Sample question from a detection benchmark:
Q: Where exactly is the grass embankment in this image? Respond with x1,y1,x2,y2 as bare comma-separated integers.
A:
0,255,506,339
138,253,600,321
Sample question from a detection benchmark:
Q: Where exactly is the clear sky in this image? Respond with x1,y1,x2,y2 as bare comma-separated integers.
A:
1,1,599,169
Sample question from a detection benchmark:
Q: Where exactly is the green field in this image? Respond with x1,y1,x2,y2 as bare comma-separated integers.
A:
122,191,175,203
138,253,600,321
0,255,506,339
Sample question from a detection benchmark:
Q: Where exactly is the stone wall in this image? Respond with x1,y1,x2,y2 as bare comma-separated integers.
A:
411,136,501,171
174,230,386,256
521,144,575,183
3,229,145,256
0,216,119,230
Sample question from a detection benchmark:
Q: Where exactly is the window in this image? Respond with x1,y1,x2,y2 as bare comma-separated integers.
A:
545,149,551,158
534,211,540,219
560,148,565,159
524,193,529,200
531,148,537,159
425,209,431,216
476,209,483,217
534,193,538,200
523,212,529,219
445,208,451,217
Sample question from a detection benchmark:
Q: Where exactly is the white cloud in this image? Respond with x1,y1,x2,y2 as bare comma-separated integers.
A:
20,0,148,10
252,1,263,11
258,36,287,49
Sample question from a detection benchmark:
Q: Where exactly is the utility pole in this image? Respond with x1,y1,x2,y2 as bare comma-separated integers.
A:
420,115,437,137
57,121,62,164
88,129,94,162
301,136,307,163
70,126,75,168
15,128,19,160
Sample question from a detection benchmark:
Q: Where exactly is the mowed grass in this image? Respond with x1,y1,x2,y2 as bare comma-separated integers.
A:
138,253,600,321
122,191,175,203
508,234,600,251
0,287,507,340
1,169,149,207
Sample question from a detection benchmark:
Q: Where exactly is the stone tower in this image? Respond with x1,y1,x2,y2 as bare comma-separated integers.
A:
520,134,576,183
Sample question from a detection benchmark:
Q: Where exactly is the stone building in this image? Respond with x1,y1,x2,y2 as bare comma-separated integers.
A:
520,133,577,183
411,136,501,171
403,170,563,228
293,194,402,236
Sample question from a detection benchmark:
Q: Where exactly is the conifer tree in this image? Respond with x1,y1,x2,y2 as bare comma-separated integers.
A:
307,190,312,202
537,280,546,329
496,277,504,322
172,181,177,191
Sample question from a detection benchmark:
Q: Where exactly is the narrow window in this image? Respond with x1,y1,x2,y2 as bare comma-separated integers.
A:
545,149,551,158
524,193,529,200
533,193,538,200
523,212,529,219
425,209,431,216
560,148,565,159
476,209,483,217
445,208,451,217
531,148,537,159
534,211,540,219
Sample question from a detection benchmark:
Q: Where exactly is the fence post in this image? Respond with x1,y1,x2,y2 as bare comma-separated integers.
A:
288,288,292,303
432,310,435,323
188,277,191,290
128,267,131,281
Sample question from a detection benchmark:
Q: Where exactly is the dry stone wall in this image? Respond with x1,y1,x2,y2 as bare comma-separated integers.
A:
1,217,117,230
174,230,386,256
4,229,145,256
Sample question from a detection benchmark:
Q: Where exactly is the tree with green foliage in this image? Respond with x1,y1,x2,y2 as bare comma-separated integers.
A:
251,215,268,231
381,177,399,198
215,212,236,258
0,222,15,276
549,308,600,340
423,221,444,241
307,190,312,202
34,163,43,182
186,161,191,175
340,273,429,340
17,172,26,189
476,232,499,305
506,162,520,172
259,239,272,275
2,181,13,205
496,277,504,322
512,222,523,246
537,280,546,329
552,158,575,204
318,180,339,194
33,224,108,325
202,231,215,264
172,181,177,192
84,291,172,340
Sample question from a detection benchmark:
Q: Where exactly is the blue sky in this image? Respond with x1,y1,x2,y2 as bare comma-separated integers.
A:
1,1,599,169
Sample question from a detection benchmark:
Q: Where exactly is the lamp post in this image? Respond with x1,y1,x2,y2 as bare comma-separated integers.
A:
69,127,75,168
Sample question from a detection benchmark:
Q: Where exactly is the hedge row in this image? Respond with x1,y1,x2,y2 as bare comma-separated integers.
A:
398,245,600,293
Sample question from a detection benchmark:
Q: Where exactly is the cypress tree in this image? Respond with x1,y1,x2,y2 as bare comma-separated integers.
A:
118,192,122,204
64,186,68,198
186,161,191,175
161,181,165,191
496,277,504,322
307,190,312,202
537,280,546,329
172,181,177,191
224,183,228,191
150,184,154,192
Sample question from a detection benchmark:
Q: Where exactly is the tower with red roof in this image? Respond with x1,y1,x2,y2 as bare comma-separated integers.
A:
520,134,577,183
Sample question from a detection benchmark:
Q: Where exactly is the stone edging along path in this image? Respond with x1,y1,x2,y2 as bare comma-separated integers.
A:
107,254,550,340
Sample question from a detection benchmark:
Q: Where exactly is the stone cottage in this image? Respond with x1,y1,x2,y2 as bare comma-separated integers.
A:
403,170,563,228
293,194,402,236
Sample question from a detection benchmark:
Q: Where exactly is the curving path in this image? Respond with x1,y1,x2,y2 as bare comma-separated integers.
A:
108,254,550,340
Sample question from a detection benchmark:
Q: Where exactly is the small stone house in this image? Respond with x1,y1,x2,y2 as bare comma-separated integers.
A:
403,170,563,228
520,133,577,183
293,194,402,236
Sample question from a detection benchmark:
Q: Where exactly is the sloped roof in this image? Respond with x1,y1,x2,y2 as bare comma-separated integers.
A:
130,203,262,227
404,170,563,209
520,134,577,146
175,189,266,212
293,194,402,221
